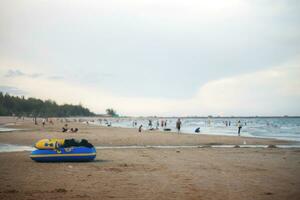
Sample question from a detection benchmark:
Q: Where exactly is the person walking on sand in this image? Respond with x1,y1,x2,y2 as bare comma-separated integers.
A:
176,118,182,133
138,125,143,133
237,120,242,136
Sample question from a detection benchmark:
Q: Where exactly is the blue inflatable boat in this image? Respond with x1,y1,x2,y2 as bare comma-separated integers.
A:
30,147,96,162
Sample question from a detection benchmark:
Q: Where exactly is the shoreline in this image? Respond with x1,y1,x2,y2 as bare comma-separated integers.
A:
1,116,299,144
88,116,300,142
0,120,295,147
93,122,300,143
1,117,298,145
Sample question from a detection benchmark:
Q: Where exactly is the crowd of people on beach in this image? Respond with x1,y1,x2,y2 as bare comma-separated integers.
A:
62,124,79,133
26,116,246,137
27,117,82,133
135,119,182,133
132,118,245,136
84,117,245,136
131,118,245,136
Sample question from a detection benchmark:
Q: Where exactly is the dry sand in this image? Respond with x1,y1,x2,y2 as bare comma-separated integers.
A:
0,117,300,200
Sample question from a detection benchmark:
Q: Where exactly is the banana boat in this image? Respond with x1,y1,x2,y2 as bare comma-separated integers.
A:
30,139,96,162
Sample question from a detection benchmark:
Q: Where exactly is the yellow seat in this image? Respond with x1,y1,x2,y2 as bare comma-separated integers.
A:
35,139,65,150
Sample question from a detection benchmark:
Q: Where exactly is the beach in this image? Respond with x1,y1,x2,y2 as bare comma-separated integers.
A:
2,1,300,199
0,117,300,200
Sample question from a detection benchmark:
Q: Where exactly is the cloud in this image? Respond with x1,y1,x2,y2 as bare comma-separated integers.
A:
3,69,62,80
4,70,25,78
78,72,115,85
0,85,27,95
0,57,299,116
4,69,43,79
28,73,43,78
0,0,299,101
47,75,64,80
193,62,300,116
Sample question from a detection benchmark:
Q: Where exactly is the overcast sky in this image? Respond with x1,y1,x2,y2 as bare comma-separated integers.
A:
0,0,300,116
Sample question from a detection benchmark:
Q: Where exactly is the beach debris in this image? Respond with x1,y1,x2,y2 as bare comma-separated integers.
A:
200,145,211,148
207,143,223,145
234,145,240,148
3,189,19,193
106,167,122,172
267,144,277,148
53,188,67,193
68,165,73,169
176,150,180,153
243,140,247,145
264,192,273,195
75,194,90,198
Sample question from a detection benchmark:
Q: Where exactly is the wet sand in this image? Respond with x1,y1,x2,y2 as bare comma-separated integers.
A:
0,117,300,200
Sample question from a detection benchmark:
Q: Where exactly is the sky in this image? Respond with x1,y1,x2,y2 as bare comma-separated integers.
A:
0,0,300,116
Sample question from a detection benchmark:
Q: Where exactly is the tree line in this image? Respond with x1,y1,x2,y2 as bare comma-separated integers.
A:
105,108,118,117
0,92,95,117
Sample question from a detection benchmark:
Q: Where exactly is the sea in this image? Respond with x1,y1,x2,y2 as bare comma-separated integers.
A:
90,117,300,142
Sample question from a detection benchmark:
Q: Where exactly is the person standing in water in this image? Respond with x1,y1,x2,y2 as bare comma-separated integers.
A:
148,120,152,128
237,120,242,136
176,118,182,133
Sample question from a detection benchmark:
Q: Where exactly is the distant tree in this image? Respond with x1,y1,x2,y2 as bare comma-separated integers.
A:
0,92,95,117
105,108,118,117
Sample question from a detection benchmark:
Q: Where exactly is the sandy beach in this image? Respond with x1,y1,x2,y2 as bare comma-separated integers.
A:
2,1,300,199
0,117,300,200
